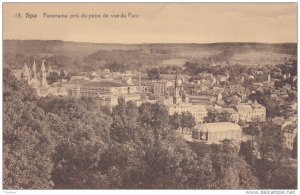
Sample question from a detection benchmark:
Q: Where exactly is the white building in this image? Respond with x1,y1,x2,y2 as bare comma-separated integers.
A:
236,101,266,122
163,74,207,124
192,122,242,144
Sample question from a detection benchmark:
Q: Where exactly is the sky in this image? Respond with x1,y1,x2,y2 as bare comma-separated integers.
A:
3,3,297,43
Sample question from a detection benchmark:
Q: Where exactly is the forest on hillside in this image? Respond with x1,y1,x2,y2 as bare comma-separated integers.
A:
3,40,297,72
3,68,297,189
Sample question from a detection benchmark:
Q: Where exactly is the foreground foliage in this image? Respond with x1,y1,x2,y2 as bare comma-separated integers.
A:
3,68,297,189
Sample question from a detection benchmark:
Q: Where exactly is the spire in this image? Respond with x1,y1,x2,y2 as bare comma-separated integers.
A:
173,73,181,104
138,71,142,93
32,60,37,80
41,60,47,86
22,62,30,83
175,73,180,97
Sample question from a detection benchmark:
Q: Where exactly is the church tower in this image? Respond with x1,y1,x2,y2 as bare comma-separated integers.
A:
138,71,142,93
267,73,271,85
32,60,37,80
173,74,181,104
22,62,30,83
41,60,47,86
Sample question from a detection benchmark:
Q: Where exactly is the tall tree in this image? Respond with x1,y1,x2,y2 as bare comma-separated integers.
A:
147,68,161,80
291,135,297,159
169,112,181,131
204,110,230,123
3,68,56,189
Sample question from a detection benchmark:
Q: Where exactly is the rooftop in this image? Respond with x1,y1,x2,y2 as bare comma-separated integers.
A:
236,104,253,112
193,122,242,133
82,80,129,88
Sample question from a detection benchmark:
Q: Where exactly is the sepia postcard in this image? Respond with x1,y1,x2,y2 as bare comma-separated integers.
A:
2,2,298,192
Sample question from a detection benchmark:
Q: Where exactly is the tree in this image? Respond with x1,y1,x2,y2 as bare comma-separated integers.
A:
185,154,216,189
60,69,66,78
244,122,262,138
3,68,56,189
47,72,60,84
239,140,257,166
180,112,196,134
257,122,287,162
180,112,187,134
37,95,112,189
138,103,169,133
110,99,139,143
147,68,161,80
209,140,260,189
291,135,297,159
204,110,230,123
252,122,295,189
169,112,181,131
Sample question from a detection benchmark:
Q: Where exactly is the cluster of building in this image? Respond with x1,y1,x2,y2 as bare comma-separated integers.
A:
13,60,298,148
13,61,68,96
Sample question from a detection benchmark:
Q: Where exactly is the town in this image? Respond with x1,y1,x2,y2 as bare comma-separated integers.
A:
12,57,297,148
4,42,297,190
3,2,298,191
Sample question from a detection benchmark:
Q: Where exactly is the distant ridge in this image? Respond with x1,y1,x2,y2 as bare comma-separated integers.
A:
3,39,297,71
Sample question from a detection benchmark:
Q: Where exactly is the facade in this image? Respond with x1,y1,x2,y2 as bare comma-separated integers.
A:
283,125,297,150
152,80,166,96
192,122,242,143
251,102,267,122
163,74,207,124
226,84,245,95
218,108,239,123
68,80,141,110
141,85,153,95
68,81,139,97
166,103,207,124
236,101,266,122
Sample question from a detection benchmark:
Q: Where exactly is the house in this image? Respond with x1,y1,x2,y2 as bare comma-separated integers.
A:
226,84,245,95
235,101,266,122
283,124,297,150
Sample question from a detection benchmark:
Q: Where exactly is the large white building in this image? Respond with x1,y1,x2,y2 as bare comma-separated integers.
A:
236,101,266,122
163,74,207,124
192,122,242,144
68,80,141,110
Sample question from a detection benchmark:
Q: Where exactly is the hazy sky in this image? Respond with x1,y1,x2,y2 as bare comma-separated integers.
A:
3,3,297,43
